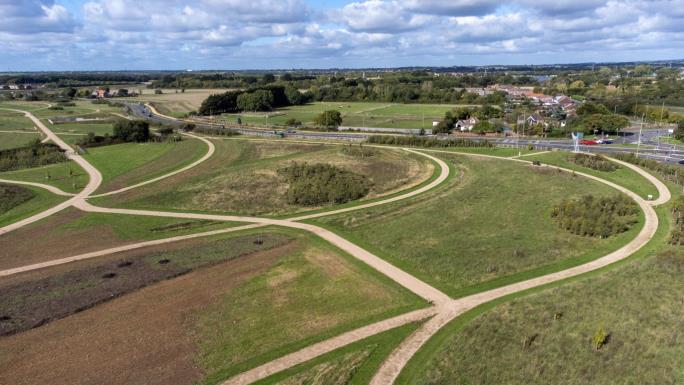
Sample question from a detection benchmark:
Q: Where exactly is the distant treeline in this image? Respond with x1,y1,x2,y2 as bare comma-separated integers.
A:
366,135,493,148
0,72,154,87
0,139,67,172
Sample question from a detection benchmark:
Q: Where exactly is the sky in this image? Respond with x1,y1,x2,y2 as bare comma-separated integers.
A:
1,0,683,71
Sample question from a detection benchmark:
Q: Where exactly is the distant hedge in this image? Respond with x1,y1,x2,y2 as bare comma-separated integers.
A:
569,153,619,172
367,135,492,148
280,162,370,206
551,194,639,238
0,139,67,172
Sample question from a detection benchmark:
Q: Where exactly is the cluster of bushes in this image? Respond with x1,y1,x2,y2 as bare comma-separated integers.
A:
611,152,684,187
76,119,150,148
669,196,684,245
313,110,342,130
280,162,371,206
367,135,493,148
0,184,35,214
569,153,619,172
0,140,67,172
551,194,639,238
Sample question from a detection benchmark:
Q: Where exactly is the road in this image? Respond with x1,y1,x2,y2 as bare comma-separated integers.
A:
128,102,684,165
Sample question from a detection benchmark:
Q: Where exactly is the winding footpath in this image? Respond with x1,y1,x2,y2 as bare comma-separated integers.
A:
0,106,673,385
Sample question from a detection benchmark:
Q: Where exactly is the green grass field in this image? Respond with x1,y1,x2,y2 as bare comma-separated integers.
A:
196,228,425,385
84,138,207,194
0,132,41,150
314,153,642,298
0,186,67,228
526,151,659,200
211,102,475,130
0,110,35,131
0,161,88,194
405,203,680,385
93,139,432,216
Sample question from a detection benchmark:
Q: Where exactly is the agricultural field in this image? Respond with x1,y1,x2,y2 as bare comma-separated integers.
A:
135,88,230,118
314,154,642,297
217,102,471,130
93,139,434,216
0,229,424,385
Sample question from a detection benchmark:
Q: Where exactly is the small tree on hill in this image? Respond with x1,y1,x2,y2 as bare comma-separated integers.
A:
314,110,342,130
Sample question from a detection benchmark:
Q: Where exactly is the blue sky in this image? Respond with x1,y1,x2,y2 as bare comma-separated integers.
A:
1,0,683,71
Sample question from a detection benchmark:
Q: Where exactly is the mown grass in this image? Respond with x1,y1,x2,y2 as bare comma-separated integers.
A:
254,322,422,385
0,132,41,150
526,151,659,200
0,186,67,227
398,202,675,385
195,227,426,385
0,110,34,131
314,153,642,298
0,161,88,194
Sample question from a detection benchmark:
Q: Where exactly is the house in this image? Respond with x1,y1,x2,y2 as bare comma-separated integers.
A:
456,116,479,131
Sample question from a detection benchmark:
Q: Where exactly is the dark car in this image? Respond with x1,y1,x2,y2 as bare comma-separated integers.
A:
678,159,684,165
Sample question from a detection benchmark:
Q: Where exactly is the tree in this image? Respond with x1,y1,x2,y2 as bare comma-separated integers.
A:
285,86,306,105
113,120,150,142
583,114,629,135
577,102,610,116
262,73,276,83
675,121,684,141
314,110,342,130
199,91,241,115
117,88,129,97
236,90,274,111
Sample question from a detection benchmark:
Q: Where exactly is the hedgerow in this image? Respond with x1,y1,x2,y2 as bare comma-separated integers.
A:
280,162,371,206
0,139,67,172
366,135,492,148
551,194,639,238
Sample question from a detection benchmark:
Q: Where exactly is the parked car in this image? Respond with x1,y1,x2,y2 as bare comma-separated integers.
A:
596,138,613,144
580,139,598,145
678,159,684,165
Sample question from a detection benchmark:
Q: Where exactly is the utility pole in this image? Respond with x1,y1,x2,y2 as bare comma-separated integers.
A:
636,113,645,158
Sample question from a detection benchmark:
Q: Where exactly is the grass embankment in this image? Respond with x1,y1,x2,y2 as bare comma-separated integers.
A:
0,161,88,194
0,186,66,228
314,153,642,298
92,139,431,217
526,151,659,200
399,204,676,385
196,228,426,385
254,322,422,385
84,138,206,194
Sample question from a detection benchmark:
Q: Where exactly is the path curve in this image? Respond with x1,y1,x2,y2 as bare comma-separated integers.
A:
0,108,102,236
89,132,216,198
368,150,667,385
0,178,75,196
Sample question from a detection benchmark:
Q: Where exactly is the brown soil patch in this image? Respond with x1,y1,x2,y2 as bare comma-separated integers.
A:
0,242,297,385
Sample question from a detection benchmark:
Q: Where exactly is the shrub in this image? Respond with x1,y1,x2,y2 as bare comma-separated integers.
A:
280,162,371,206
0,184,35,214
668,196,684,245
569,153,619,172
551,194,639,238
285,118,302,127
192,125,240,137
592,325,609,350
313,110,342,130
113,119,150,142
0,139,67,171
